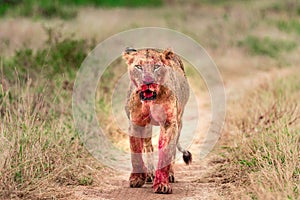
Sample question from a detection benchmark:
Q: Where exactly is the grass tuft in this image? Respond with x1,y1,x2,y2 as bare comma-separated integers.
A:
277,19,300,35
2,27,94,82
238,36,297,58
262,1,300,16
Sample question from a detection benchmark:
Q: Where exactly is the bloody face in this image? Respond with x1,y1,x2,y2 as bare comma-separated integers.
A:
124,49,169,101
139,83,159,101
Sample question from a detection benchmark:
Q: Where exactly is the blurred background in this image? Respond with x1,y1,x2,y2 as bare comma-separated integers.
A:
1,0,299,79
0,0,299,199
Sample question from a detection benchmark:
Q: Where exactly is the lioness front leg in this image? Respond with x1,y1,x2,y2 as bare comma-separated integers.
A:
129,135,147,188
144,137,155,183
153,120,178,194
169,160,175,183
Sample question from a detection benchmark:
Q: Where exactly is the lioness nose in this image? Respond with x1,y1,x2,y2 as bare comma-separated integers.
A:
143,80,154,85
143,74,154,85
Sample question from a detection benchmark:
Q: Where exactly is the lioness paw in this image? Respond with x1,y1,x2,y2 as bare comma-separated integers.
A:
153,183,172,194
129,173,146,188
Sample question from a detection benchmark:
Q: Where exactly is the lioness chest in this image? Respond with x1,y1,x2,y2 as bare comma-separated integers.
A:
128,85,178,127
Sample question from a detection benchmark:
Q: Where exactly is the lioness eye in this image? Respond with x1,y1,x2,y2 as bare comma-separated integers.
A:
154,65,161,71
135,65,143,70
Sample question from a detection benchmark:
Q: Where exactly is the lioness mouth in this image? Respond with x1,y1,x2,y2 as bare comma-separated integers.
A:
139,83,158,101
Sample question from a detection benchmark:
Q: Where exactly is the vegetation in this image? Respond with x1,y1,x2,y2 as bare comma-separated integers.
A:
1,27,94,82
217,73,300,199
0,29,103,199
238,36,297,58
262,1,300,16
0,0,163,18
277,20,300,35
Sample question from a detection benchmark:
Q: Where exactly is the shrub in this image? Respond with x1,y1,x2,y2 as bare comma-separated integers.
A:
238,36,297,58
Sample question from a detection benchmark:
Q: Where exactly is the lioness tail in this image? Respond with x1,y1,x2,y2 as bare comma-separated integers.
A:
177,143,192,165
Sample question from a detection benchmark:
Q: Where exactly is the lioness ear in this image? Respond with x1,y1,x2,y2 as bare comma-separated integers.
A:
161,48,174,65
122,47,137,65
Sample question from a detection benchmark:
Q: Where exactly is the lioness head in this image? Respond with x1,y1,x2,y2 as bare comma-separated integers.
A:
123,48,175,101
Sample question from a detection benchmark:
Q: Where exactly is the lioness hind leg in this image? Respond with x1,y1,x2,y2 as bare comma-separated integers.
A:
168,114,184,183
144,137,155,183
169,161,175,183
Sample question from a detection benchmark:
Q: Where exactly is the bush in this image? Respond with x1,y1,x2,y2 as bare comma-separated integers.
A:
239,36,297,58
277,20,300,35
2,27,94,82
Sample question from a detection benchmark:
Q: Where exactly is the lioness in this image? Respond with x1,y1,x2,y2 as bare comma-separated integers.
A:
123,48,192,194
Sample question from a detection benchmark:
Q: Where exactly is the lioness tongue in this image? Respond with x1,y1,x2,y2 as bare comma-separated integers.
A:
144,90,153,98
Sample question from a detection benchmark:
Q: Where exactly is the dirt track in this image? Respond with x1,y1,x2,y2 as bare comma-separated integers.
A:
73,160,221,200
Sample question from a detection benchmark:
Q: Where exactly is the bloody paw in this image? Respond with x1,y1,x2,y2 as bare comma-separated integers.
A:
129,173,146,188
153,182,172,194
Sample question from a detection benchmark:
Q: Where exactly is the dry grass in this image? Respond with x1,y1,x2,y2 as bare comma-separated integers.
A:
0,56,107,200
215,71,300,199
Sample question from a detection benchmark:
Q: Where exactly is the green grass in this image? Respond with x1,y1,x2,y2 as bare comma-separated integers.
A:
239,36,297,58
78,176,93,185
263,1,300,16
0,0,77,19
0,0,163,18
2,27,94,82
277,19,300,35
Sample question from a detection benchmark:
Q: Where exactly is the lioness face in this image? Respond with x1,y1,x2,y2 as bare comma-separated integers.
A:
123,49,169,101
